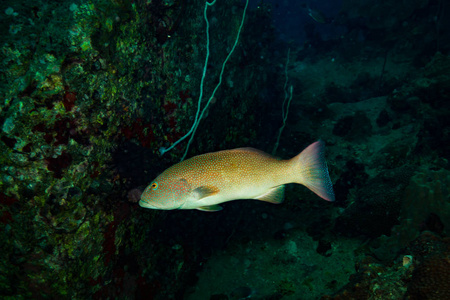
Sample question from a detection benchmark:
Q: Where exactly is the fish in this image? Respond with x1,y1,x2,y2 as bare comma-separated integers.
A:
307,7,328,24
300,3,329,24
139,140,334,212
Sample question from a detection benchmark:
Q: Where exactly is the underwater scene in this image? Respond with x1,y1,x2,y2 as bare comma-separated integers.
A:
1,0,450,299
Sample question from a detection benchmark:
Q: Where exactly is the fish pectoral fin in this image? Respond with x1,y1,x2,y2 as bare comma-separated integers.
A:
197,205,223,212
193,185,220,199
254,185,285,204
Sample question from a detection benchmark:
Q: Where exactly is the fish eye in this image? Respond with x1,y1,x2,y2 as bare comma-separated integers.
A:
151,182,158,190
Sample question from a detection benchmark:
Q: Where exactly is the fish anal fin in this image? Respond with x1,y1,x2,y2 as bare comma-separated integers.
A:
255,185,285,204
193,186,220,199
197,205,222,212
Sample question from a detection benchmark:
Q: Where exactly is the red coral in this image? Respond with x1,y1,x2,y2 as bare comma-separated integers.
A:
63,90,77,112
33,123,46,132
404,232,450,299
162,101,177,114
103,221,117,266
405,254,450,299
167,116,176,130
0,193,18,206
102,203,131,266
53,118,71,146
0,211,13,224
90,161,100,178
88,276,102,286
90,170,100,178
33,117,89,146
178,89,191,103
121,118,155,148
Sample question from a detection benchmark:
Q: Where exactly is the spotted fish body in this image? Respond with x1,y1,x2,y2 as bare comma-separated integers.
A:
139,141,334,211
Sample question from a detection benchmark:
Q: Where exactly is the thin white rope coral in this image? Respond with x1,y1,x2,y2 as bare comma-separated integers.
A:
159,0,249,161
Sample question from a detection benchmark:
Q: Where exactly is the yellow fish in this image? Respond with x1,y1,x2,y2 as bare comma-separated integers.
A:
139,141,334,212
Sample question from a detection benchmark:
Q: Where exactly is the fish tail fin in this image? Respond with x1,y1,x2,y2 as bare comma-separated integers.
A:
292,140,335,201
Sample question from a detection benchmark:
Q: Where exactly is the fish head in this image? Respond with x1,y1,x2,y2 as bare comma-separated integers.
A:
139,176,192,210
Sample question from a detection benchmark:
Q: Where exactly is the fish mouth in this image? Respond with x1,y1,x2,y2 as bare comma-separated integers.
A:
139,200,157,209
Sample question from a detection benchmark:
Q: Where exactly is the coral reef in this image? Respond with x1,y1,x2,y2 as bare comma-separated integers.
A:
0,0,271,298
404,232,450,299
323,232,450,300
334,165,414,238
371,167,450,261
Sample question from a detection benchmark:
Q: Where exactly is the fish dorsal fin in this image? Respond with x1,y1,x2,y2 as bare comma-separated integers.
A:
193,186,220,200
233,147,259,152
197,205,223,212
254,185,285,204
233,147,273,158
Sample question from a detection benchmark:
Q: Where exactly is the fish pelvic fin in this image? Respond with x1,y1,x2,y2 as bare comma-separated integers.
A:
197,205,222,212
254,185,285,204
293,140,335,201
